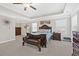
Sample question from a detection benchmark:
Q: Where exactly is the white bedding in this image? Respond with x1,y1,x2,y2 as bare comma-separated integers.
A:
32,29,52,42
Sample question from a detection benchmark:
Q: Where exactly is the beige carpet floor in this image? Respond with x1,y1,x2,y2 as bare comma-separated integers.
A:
0,36,73,56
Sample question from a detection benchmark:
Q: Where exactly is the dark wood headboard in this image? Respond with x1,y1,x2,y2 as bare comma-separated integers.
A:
39,25,51,29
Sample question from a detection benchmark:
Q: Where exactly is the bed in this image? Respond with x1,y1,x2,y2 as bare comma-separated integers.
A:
36,25,52,42
32,25,52,42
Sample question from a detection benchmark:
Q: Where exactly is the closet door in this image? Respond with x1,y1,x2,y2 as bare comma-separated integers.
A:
0,20,10,42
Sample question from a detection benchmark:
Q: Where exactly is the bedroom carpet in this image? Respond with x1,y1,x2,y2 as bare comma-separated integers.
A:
0,36,73,56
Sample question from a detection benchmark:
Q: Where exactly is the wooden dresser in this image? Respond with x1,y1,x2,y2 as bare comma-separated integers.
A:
72,31,79,56
53,32,61,41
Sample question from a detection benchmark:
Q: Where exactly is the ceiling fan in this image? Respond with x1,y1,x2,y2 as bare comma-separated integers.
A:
13,3,37,11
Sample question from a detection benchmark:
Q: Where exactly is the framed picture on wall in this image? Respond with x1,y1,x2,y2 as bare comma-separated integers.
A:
45,21,50,24
40,20,50,25
40,21,44,24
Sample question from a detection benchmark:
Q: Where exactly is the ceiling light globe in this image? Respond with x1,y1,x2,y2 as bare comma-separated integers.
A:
23,3,30,8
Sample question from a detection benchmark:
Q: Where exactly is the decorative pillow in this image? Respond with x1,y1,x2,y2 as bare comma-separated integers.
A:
26,33,33,39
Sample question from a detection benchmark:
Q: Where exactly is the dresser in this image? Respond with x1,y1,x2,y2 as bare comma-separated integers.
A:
53,32,61,41
72,31,79,56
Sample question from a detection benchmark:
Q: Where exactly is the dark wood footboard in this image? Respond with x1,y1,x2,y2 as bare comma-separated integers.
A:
22,33,47,52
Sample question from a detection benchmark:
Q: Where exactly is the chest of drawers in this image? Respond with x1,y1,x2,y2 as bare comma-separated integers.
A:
53,32,61,41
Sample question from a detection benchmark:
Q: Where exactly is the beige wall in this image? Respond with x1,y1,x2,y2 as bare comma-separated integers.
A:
0,15,71,44
31,19,54,33
0,15,31,44
77,12,79,31
32,17,71,40
0,16,15,43
15,21,32,36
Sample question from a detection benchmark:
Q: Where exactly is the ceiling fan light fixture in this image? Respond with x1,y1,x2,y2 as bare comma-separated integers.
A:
13,3,36,11
23,3,30,8
26,4,30,8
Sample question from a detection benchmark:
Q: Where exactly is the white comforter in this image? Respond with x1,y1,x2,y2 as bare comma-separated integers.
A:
31,29,52,42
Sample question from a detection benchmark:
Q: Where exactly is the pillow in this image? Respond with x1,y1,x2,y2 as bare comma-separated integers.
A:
27,33,33,38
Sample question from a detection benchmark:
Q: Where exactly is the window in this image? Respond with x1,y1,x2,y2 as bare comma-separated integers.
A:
56,19,66,27
55,19,67,33
71,15,77,31
32,23,37,32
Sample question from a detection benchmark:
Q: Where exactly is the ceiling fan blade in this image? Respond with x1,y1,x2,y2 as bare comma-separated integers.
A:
13,3,23,4
24,7,27,11
30,5,37,10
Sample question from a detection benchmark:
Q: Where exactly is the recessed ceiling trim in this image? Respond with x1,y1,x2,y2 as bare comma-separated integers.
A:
62,3,67,13
0,3,66,19
0,4,30,19
31,10,64,19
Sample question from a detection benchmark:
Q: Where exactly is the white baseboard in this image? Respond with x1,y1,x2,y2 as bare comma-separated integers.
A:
0,39,15,44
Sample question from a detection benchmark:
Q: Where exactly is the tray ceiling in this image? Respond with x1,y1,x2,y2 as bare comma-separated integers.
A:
0,3,65,19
